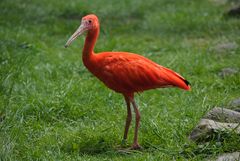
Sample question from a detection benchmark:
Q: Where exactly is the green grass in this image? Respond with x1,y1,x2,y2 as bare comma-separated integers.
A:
1,0,240,160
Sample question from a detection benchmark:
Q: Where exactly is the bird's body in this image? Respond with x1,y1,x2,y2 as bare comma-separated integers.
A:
65,14,190,149
84,51,190,94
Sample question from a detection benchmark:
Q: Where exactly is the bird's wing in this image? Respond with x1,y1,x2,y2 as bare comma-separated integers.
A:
96,52,190,93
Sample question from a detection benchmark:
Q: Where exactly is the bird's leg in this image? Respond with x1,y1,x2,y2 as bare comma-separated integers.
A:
131,98,141,150
122,95,132,145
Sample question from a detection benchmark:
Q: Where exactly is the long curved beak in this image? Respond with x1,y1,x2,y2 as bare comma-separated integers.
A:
64,24,87,48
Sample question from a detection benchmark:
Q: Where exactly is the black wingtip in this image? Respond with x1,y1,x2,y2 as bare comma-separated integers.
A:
184,79,190,86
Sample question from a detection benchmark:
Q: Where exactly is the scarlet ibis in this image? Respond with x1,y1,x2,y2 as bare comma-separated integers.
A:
65,14,190,150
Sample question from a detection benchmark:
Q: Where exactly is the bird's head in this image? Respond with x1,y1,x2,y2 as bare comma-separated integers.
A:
65,14,99,48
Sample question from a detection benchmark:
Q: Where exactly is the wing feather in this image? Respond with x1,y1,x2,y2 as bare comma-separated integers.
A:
95,52,190,93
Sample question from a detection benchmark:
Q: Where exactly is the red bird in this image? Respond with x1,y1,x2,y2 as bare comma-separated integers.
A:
65,14,190,150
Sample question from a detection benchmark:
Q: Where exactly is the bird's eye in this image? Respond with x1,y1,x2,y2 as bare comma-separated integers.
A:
88,20,92,23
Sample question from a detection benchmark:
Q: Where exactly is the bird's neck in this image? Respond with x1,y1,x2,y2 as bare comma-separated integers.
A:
82,28,99,71
82,28,99,60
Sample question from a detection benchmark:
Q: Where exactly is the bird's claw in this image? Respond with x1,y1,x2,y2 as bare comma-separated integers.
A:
130,144,143,150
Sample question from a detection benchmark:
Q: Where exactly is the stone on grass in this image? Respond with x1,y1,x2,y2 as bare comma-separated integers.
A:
189,107,240,141
227,6,240,18
216,152,240,161
212,42,238,53
218,68,238,78
229,98,240,108
189,118,240,141
203,107,240,123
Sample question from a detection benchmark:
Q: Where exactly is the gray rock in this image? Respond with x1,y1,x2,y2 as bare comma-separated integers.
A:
227,6,240,18
215,152,240,161
189,119,240,141
229,98,240,108
218,68,238,78
213,42,238,53
203,107,240,123
189,107,240,141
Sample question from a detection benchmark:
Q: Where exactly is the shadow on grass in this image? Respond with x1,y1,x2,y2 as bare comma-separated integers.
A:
61,137,158,156
62,131,240,157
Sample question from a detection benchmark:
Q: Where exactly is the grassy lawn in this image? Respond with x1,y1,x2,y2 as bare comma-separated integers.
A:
1,0,240,160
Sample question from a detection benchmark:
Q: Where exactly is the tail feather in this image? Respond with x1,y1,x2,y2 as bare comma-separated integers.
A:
161,67,191,90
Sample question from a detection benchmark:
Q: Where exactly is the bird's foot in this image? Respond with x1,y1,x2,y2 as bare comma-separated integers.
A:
130,143,142,150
